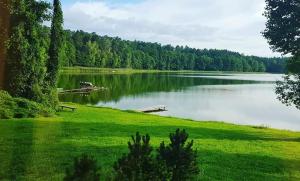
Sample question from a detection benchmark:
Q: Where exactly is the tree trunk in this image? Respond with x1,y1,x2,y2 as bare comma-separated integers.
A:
0,0,10,90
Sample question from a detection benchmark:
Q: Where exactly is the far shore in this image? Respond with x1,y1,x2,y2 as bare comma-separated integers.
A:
61,66,276,75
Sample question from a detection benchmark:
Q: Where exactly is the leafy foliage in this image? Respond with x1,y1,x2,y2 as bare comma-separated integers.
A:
157,129,200,181
263,0,300,56
276,74,300,109
0,90,52,119
6,0,50,103
113,132,167,181
46,0,64,88
263,0,300,109
287,55,300,74
4,0,64,108
64,154,101,181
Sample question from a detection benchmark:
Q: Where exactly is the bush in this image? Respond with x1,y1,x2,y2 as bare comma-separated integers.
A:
64,154,101,181
0,107,14,119
66,130,199,180
114,130,199,181
113,132,169,181
157,129,200,181
0,90,52,119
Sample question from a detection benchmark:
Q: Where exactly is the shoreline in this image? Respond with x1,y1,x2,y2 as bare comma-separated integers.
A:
91,104,300,133
61,66,277,75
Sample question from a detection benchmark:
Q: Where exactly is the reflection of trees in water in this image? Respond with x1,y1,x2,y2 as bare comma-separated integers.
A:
58,73,257,105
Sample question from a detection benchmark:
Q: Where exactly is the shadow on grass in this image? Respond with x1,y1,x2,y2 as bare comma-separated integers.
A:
53,143,300,181
1,120,299,180
0,121,34,180
59,121,300,142
199,149,300,181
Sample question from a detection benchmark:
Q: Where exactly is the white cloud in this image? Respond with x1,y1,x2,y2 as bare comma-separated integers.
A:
62,0,281,57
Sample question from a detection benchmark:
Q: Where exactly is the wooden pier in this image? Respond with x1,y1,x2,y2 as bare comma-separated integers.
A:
58,87,107,94
58,82,108,94
138,105,167,113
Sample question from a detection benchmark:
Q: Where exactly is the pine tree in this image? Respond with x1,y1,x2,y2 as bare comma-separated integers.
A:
64,154,101,181
157,129,200,181
6,0,50,102
113,132,169,181
46,0,64,88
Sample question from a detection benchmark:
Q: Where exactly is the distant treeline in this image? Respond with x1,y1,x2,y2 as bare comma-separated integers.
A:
41,28,286,73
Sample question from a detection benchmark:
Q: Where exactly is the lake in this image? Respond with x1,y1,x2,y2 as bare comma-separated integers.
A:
58,72,300,131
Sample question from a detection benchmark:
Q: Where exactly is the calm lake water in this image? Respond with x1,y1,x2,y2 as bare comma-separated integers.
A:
58,73,300,131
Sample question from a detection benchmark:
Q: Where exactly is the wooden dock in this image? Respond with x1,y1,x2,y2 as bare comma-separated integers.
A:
58,87,107,94
138,105,167,113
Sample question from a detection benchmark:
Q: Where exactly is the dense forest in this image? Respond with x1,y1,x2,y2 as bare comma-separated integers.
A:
38,28,287,73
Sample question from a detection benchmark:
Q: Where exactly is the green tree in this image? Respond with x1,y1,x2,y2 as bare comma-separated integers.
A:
114,132,168,181
276,75,300,110
61,30,76,67
6,0,50,102
0,0,10,90
64,154,101,181
263,0,300,109
287,56,300,74
157,129,200,181
258,62,266,72
86,41,100,67
46,0,64,88
263,0,300,56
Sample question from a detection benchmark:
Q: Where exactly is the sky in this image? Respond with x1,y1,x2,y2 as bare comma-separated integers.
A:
54,0,282,57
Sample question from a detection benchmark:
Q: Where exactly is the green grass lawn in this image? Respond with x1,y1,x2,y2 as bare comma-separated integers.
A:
0,104,299,180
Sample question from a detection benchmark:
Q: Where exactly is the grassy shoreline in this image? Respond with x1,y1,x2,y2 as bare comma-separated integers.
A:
0,104,299,180
61,66,271,75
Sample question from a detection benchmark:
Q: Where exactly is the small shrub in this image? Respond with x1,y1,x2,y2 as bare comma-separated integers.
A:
157,129,200,181
0,91,15,119
252,124,269,129
114,130,200,180
113,132,167,181
0,90,53,119
64,154,101,181
15,98,43,117
0,107,14,119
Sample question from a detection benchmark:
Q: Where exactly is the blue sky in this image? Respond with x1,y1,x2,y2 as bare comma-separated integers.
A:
49,0,280,57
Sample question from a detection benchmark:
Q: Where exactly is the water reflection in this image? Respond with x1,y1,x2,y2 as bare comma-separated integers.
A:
58,73,259,104
58,73,300,131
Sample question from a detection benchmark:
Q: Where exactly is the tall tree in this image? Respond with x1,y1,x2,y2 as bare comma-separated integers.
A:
263,0,300,71
263,0,300,109
263,0,300,56
0,0,10,90
5,0,50,102
46,0,64,88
